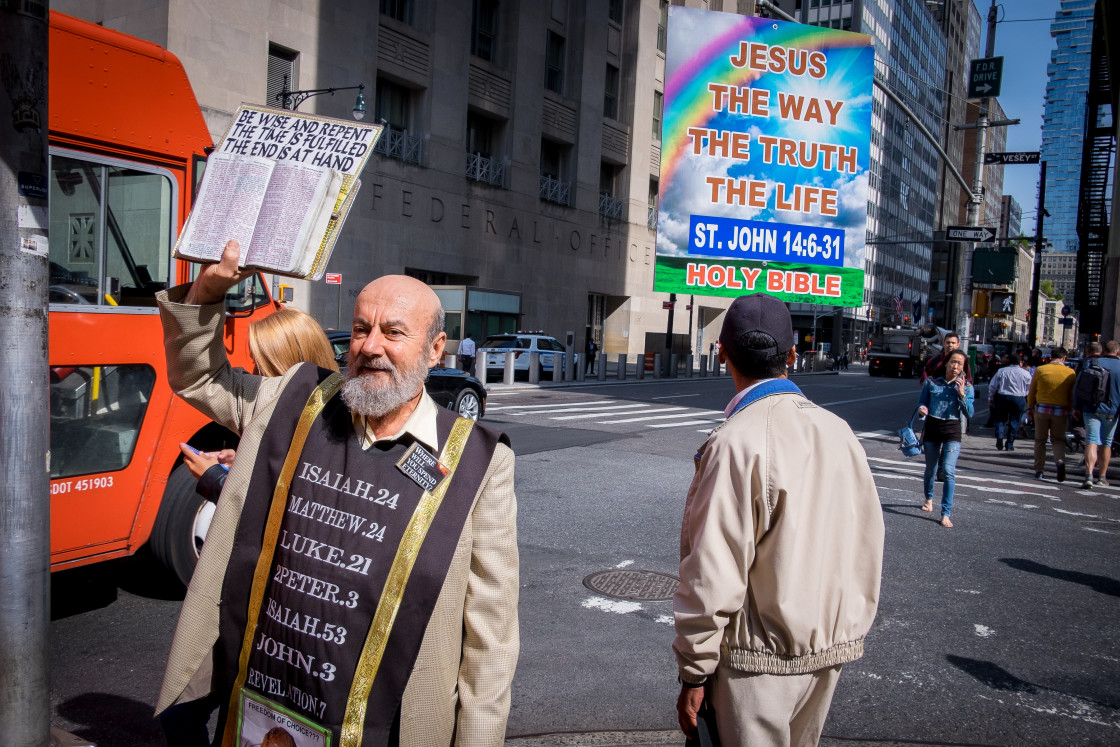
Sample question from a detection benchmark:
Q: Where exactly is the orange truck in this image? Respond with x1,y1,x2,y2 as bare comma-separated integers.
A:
47,11,277,584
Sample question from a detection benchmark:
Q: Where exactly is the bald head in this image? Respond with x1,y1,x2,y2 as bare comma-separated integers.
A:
354,275,444,345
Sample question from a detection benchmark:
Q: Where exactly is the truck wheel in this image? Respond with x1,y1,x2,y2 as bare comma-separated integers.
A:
150,463,215,586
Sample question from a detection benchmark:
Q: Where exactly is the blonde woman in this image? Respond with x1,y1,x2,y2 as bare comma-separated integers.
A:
179,308,337,494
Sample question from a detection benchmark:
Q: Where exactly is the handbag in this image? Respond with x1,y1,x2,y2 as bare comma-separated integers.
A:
898,407,923,457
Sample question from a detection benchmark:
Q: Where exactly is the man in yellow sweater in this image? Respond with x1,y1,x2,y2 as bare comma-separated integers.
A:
1027,346,1076,481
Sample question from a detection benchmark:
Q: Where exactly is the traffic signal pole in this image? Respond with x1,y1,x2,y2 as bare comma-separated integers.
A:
0,3,51,745
1029,161,1047,348
961,0,1000,346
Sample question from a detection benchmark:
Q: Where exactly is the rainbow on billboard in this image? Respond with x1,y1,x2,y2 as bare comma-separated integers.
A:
655,7,875,307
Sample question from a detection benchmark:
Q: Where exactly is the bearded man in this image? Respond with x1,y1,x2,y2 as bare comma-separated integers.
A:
154,240,518,747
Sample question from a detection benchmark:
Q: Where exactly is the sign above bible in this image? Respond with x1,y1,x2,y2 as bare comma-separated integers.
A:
653,7,874,307
219,105,383,178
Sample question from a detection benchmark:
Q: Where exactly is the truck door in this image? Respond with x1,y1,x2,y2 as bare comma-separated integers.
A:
47,148,180,561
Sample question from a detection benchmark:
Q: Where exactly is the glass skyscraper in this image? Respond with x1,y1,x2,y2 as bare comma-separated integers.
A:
1039,0,1096,255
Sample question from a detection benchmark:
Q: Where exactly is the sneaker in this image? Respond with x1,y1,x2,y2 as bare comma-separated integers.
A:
1057,461,1067,483
1082,479,1093,489
1035,472,1044,479
996,437,1004,450
1100,478,1110,487
1007,443,1015,451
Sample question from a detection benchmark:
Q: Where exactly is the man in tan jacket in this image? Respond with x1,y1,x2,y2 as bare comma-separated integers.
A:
156,241,518,746
674,293,884,746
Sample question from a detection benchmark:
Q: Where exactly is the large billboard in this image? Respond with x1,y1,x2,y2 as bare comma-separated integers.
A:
655,8,874,306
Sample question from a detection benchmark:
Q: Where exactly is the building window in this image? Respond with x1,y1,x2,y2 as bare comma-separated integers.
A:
604,64,620,120
657,0,668,53
599,163,624,221
652,90,663,140
609,0,623,24
545,31,565,94
466,112,505,187
267,44,299,109
648,179,659,229
379,0,412,25
471,0,499,62
540,139,571,206
374,78,422,165
376,78,411,130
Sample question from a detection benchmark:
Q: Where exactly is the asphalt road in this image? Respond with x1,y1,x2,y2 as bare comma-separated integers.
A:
49,368,1120,745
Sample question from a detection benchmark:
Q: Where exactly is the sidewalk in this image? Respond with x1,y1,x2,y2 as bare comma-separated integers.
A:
506,729,930,746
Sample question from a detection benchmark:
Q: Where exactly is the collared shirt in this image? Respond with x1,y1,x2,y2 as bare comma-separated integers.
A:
723,378,777,417
458,337,476,357
352,391,440,452
990,364,1033,399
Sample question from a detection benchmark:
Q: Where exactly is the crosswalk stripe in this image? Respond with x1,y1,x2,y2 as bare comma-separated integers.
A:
596,408,690,423
550,405,655,420
649,418,724,428
486,400,614,411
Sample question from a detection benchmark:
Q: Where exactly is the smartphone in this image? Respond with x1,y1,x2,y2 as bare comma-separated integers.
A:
181,442,201,455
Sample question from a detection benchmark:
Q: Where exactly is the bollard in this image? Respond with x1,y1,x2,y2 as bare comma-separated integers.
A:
685,354,693,378
445,354,458,369
553,355,562,382
576,355,586,382
637,356,645,380
617,353,626,380
699,355,707,377
597,352,606,381
565,346,576,381
670,354,679,378
477,356,488,386
710,354,719,377
528,352,540,385
653,353,662,379
503,351,516,385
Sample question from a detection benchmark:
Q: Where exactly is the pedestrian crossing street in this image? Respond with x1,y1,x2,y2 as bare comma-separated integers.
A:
855,429,1120,524
484,393,726,432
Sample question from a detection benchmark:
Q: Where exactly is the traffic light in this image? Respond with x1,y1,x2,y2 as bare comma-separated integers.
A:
869,309,876,319
904,316,911,324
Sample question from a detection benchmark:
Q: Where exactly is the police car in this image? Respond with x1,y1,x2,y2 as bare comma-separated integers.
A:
480,332,577,380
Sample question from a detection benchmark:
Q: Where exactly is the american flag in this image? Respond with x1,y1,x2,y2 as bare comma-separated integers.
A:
893,291,905,319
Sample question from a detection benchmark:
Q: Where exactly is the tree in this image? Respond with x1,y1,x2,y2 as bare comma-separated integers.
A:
1040,279,1063,301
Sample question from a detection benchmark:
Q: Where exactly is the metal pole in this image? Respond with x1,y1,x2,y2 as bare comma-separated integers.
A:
1030,161,1047,349
0,3,50,745
663,292,676,377
958,0,1000,345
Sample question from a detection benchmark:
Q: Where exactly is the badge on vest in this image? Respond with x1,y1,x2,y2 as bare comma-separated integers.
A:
396,442,450,493
239,688,332,746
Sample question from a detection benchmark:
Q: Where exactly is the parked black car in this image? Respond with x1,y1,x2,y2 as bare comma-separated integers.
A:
326,331,486,421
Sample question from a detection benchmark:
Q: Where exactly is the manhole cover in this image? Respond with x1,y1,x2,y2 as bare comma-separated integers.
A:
583,569,679,601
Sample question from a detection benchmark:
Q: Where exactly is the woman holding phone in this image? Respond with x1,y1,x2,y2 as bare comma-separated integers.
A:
917,348,975,527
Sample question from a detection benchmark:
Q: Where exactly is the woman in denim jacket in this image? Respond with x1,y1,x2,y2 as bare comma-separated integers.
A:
917,349,975,527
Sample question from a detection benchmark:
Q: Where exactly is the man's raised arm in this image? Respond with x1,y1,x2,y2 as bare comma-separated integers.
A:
157,240,276,434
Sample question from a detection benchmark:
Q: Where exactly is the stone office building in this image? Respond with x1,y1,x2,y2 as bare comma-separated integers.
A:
57,0,762,362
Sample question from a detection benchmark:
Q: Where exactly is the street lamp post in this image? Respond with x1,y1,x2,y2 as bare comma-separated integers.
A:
276,74,367,120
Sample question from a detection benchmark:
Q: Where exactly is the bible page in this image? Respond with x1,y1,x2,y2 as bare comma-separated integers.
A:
244,161,334,274
175,152,273,265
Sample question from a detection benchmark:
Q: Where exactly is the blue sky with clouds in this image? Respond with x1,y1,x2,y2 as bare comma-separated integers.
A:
981,0,1061,237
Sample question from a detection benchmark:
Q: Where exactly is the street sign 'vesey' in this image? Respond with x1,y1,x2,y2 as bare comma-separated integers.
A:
946,225,996,243
654,7,874,306
968,56,1004,99
984,151,1040,165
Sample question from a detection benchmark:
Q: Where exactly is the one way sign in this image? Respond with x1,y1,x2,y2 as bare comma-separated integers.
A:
946,225,996,243
968,56,1004,99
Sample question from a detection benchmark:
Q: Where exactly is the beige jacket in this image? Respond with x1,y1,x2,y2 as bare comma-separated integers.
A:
674,385,883,681
154,287,519,746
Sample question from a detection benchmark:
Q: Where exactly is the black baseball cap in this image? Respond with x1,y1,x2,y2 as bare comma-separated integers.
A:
719,293,795,357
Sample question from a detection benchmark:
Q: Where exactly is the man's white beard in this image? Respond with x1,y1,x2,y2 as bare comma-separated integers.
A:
341,350,430,419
